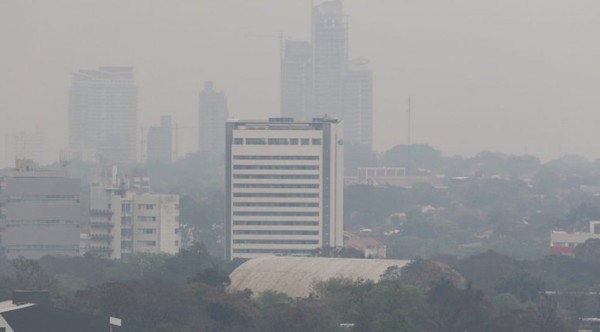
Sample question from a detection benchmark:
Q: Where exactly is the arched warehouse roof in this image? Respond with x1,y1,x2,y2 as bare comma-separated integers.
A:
228,256,411,298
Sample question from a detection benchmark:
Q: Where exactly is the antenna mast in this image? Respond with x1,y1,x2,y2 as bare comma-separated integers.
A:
407,96,411,176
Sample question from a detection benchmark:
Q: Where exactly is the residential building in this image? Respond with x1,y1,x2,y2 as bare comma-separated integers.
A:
225,117,344,260
0,160,81,259
198,81,228,156
550,221,600,255
147,115,173,164
281,40,313,121
87,166,180,259
68,66,137,164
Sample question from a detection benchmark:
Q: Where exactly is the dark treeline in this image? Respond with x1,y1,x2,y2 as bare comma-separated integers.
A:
1,246,600,331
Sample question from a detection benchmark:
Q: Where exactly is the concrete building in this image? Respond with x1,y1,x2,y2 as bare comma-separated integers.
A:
147,115,173,164
343,62,373,148
0,160,81,259
68,66,137,164
280,1,373,149
87,167,180,259
198,81,228,156
281,40,313,121
225,117,344,260
550,221,600,255
312,0,347,119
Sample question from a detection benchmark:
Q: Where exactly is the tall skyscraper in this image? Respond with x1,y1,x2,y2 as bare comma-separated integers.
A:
68,66,137,164
343,62,373,148
312,0,347,119
198,81,228,156
225,117,344,260
147,115,173,164
281,40,313,121
281,1,373,150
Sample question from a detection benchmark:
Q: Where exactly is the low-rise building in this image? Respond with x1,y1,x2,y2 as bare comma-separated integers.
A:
550,221,600,255
0,160,81,259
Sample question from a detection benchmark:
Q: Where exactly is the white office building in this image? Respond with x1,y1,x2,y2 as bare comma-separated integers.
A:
225,118,344,260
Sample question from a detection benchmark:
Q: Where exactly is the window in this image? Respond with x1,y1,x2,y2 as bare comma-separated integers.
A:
233,174,319,179
312,138,321,145
233,155,319,160
245,138,267,145
140,228,155,234
301,139,310,145
137,204,154,210
233,211,319,216
233,138,243,144
268,138,288,145
233,202,319,207
233,220,319,226
233,183,319,189
289,138,299,145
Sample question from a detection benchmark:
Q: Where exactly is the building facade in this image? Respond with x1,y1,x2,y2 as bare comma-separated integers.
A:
281,40,313,121
312,0,347,119
68,66,137,164
87,167,181,259
147,115,173,164
281,1,373,150
198,81,228,156
225,118,344,260
0,160,81,259
343,64,373,148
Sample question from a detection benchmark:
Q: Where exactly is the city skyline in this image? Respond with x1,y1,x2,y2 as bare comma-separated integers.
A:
2,0,600,167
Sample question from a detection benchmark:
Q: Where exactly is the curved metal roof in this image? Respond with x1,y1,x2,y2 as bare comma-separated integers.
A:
228,256,411,298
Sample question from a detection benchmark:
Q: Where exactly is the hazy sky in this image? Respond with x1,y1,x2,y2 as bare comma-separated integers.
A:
1,0,600,167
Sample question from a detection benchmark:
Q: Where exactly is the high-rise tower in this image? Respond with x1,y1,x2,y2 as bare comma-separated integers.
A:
281,40,313,121
312,0,347,119
68,67,137,164
147,115,173,164
198,81,228,156
343,61,373,148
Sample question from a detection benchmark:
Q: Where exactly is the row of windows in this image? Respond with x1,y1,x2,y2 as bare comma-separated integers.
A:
233,211,319,217
233,249,315,254
233,239,319,244
137,240,156,246
233,202,319,207
233,230,319,235
137,204,155,210
7,195,79,202
233,174,319,179
233,221,319,226
233,165,319,170
233,155,319,160
138,216,157,222
233,193,319,198
234,138,322,145
233,183,319,189
6,220,78,226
